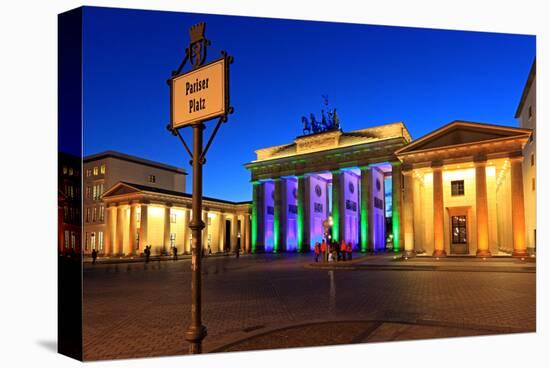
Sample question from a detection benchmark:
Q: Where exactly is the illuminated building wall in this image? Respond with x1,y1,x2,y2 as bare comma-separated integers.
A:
284,177,298,251
263,180,275,252
342,170,359,249
308,175,329,249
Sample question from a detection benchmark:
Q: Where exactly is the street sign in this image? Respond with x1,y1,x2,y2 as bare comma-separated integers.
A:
170,57,227,129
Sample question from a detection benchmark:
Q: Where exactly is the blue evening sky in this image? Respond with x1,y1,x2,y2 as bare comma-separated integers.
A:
82,6,535,202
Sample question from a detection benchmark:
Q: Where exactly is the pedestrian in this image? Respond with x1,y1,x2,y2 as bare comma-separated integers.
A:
328,243,334,263
208,244,212,255
145,245,150,263
172,245,178,261
314,242,320,262
321,240,327,262
336,240,341,261
347,242,353,261
91,249,97,264
236,246,240,259
338,239,345,261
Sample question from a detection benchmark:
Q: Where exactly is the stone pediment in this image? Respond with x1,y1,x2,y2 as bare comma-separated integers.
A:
396,121,531,155
102,182,140,198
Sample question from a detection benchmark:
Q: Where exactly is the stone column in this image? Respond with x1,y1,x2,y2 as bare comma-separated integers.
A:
218,213,226,252
128,204,137,256
331,170,342,244
297,175,307,251
510,155,527,257
432,163,446,256
202,210,209,253
402,167,415,257
104,205,115,256
163,205,171,254
252,181,265,253
475,159,491,257
273,178,283,253
360,166,372,252
138,204,148,254
230,215,238,252
183,208,191,254
391,162,403,252
243,214,250,253
116,205,124,256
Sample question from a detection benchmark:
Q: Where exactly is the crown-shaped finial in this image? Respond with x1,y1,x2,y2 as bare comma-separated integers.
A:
189,22,206,44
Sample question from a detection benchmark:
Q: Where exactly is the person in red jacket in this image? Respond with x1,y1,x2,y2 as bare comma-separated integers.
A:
347,242,353,261
321,240,327,262
340,239,347,261
314,242,320,262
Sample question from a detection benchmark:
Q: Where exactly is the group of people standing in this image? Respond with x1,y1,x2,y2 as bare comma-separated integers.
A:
313,239,353,263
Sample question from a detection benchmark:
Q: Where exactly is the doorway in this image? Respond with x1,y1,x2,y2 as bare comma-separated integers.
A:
225,219,231,252
450,215,468,254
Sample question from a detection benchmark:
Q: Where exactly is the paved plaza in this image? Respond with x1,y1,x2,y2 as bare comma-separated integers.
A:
82,254,536,361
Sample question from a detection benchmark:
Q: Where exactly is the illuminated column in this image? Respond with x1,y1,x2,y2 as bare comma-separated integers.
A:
230,215,238,252
297,175,307,251
116,205,124,256
218,213,226,252
402,167,415,257
251,181,264,253
391,162,403,252
202,210,209,253
273,178,282,253
475,159,491,257
360,166,372,252
163,205,171,254
183,208,191,254
243,214,250,253
138,203,148,252
128,204,137,256
432,163,446,256
510,155,527,257
104,205,115,256
331,170,341,243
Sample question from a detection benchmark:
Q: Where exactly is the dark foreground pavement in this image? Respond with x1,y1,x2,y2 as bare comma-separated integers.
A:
82,253,535,360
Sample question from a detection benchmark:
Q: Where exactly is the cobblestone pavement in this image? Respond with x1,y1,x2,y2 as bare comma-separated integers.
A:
82,253,536,361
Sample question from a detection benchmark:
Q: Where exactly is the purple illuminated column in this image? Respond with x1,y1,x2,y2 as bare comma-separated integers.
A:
279,178,288,252
360,166,372,252
252,181,265,253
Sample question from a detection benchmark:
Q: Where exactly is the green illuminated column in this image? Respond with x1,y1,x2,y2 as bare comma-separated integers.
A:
251,181,265,253
360,166,372,253
391,162,403,252
331,170,341,243
297,175,306,252
273,178,282,253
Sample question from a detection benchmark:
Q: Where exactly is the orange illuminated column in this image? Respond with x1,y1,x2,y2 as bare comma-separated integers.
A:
128,204,137,256
163,205,171,254
104,206,113,256
475,159,491,257
231,215,239,252
116,205,125,256
510,155,527,257
432,163,446,256
402,167,415,257
138,203,148,253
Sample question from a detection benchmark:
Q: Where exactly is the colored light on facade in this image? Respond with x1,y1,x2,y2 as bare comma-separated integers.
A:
392,210,400,252
273,210,280,252
360,206,368,252
251,183,258,252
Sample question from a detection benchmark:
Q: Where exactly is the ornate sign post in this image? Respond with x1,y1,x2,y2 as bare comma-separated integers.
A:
167,22,233,354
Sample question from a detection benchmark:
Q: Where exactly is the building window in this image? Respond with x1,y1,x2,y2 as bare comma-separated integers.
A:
451,216,467,244
148,175,156,183
71,232,76,249
170,213,177,223
170,233,176,247
99,205,105,222
68,167,73,176
62,166,68,175
86,168,92,177
532,177,536,191
136,209,141,223
86,186,91,199
93,166,99,176
451,180,464,196
92,207,98,222
85,208,91,223
64,230,70,249
85,232,89,250
98,231,104,251
531,153,535,167
90,232,96,250
100,164,106,174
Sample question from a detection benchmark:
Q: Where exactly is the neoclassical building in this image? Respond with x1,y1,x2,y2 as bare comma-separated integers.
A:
246,120,532,257
101,182,251,256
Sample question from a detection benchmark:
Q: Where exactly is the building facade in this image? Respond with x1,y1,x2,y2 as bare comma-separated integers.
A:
245,122,412,253
83,151,187,255
515,60,536,254
59,152,82,255
247,120,532,257
101,182,251,256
